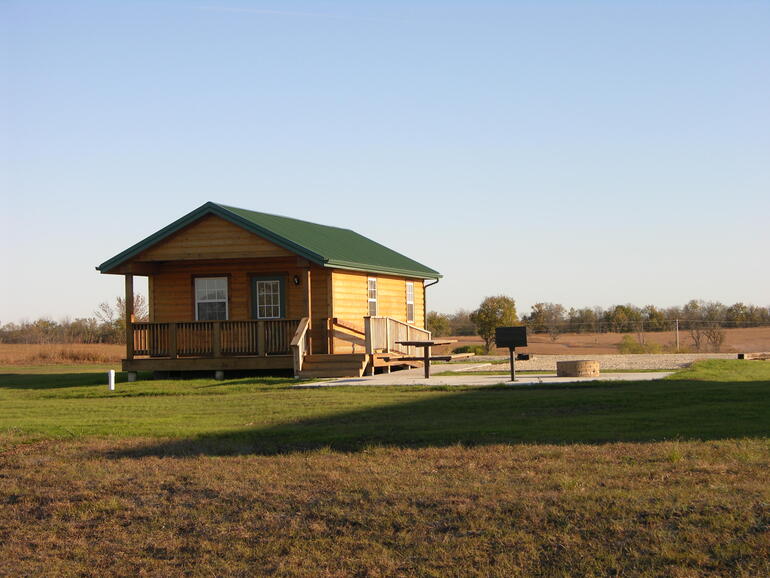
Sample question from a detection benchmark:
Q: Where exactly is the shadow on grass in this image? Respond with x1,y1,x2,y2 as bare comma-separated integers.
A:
108,377,770,457
0,372,293,391
0,372,132,390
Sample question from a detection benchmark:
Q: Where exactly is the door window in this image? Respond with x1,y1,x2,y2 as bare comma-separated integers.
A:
254,278,283,319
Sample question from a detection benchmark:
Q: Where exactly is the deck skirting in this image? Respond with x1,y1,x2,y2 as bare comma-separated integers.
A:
122,356,293,372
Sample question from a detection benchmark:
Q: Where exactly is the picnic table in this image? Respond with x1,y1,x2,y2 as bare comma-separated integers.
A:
396,339,456,379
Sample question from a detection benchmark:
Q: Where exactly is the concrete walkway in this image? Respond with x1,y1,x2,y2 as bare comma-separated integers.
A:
295,363,674,388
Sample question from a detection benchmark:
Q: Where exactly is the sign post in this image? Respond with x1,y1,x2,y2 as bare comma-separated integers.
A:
495,327,528,383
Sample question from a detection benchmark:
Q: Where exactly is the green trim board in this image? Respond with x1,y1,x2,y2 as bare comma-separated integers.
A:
97,202,441,279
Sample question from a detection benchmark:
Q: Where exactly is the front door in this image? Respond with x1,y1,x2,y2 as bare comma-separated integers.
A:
252,276,286,319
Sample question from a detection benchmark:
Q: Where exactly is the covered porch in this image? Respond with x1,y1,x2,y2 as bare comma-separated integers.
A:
122,314,432,379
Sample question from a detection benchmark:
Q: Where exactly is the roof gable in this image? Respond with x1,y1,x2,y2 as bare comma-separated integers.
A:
97,202,442,279
133,214,294,262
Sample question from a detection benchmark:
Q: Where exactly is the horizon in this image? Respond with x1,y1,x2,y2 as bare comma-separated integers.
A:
4,290,769,325
2,1,768,323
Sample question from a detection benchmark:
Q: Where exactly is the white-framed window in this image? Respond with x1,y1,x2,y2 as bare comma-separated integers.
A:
367,277,378,316
255,279,282,319
406,281,415,323
195,277,228,321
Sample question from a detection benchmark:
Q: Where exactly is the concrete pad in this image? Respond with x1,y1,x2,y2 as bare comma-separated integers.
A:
295,366,674,388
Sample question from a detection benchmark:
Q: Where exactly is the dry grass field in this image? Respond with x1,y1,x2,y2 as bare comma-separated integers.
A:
442,326,770,355
2,438,768,577
0,343,124,365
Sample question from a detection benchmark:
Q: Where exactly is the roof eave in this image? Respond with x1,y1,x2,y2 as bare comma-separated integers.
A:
325,260,442,280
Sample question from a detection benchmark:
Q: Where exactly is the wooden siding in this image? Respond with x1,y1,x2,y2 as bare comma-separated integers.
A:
309,268,330,353
331,270,426,352
331,270,425,326
135,214,293,262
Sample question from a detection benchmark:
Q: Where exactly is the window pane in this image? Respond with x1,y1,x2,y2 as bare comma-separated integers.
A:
197,302,226,321
368,300,377,316
196,278,227,301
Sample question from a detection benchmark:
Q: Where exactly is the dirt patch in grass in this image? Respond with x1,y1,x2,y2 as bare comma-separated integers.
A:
1,437,768,576
0,344,124,365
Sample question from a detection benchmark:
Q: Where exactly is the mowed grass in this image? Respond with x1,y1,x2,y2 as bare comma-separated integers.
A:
1,360,769,450
1,360,769,575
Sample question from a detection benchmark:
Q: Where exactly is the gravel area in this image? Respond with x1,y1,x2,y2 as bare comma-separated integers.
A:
453,353,739,371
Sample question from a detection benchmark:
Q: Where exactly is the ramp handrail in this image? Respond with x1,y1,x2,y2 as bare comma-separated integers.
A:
290,317,311,377
364,316,431,355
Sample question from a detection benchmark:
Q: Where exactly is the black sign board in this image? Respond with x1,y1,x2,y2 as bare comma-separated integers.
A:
495,326,527,382
495,326,528,349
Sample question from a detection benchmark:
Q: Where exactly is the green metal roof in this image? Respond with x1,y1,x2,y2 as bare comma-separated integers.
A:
97,202,442,279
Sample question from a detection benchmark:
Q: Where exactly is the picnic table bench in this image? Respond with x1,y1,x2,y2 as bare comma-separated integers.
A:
396,339,457,378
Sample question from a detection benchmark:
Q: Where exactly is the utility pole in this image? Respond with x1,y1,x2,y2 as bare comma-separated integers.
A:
675,319,680,352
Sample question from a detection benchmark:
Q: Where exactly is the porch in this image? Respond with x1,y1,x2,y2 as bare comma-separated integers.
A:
122,316,432,378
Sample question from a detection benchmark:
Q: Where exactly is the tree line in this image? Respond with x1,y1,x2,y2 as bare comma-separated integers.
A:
428,298,770,352
521,300,770,336
0,296,148,345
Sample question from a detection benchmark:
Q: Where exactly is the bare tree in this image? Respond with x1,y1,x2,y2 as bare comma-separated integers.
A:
94,295,148,343
689,326,705,352
704,323,726,352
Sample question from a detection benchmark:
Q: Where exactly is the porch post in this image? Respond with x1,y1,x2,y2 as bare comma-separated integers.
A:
212,321,222,357
168,322,178,359
257,321,265,356
306,268,312,354
364,316,373,355
125,274,134,360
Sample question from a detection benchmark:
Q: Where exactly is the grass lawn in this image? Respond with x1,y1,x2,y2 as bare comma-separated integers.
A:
1,360,769,575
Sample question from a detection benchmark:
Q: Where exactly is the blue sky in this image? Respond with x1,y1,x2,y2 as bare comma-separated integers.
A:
2,1,768,322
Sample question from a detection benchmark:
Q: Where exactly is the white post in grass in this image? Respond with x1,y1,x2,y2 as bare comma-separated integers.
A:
108,369,116,391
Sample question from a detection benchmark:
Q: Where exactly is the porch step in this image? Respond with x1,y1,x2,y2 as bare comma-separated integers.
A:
299,354,368,379
306,354,367,363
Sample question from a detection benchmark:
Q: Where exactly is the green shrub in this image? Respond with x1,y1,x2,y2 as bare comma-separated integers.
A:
617,335,662,354
453,345,486,356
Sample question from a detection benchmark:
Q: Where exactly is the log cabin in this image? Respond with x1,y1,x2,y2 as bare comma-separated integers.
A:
97,202,442,379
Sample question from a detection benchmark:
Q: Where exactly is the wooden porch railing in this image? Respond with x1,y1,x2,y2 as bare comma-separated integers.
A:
364,316,431,356
131,319,301,358
290,318,311,377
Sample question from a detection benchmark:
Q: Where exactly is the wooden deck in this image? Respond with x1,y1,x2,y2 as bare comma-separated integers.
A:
123,316,433,378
